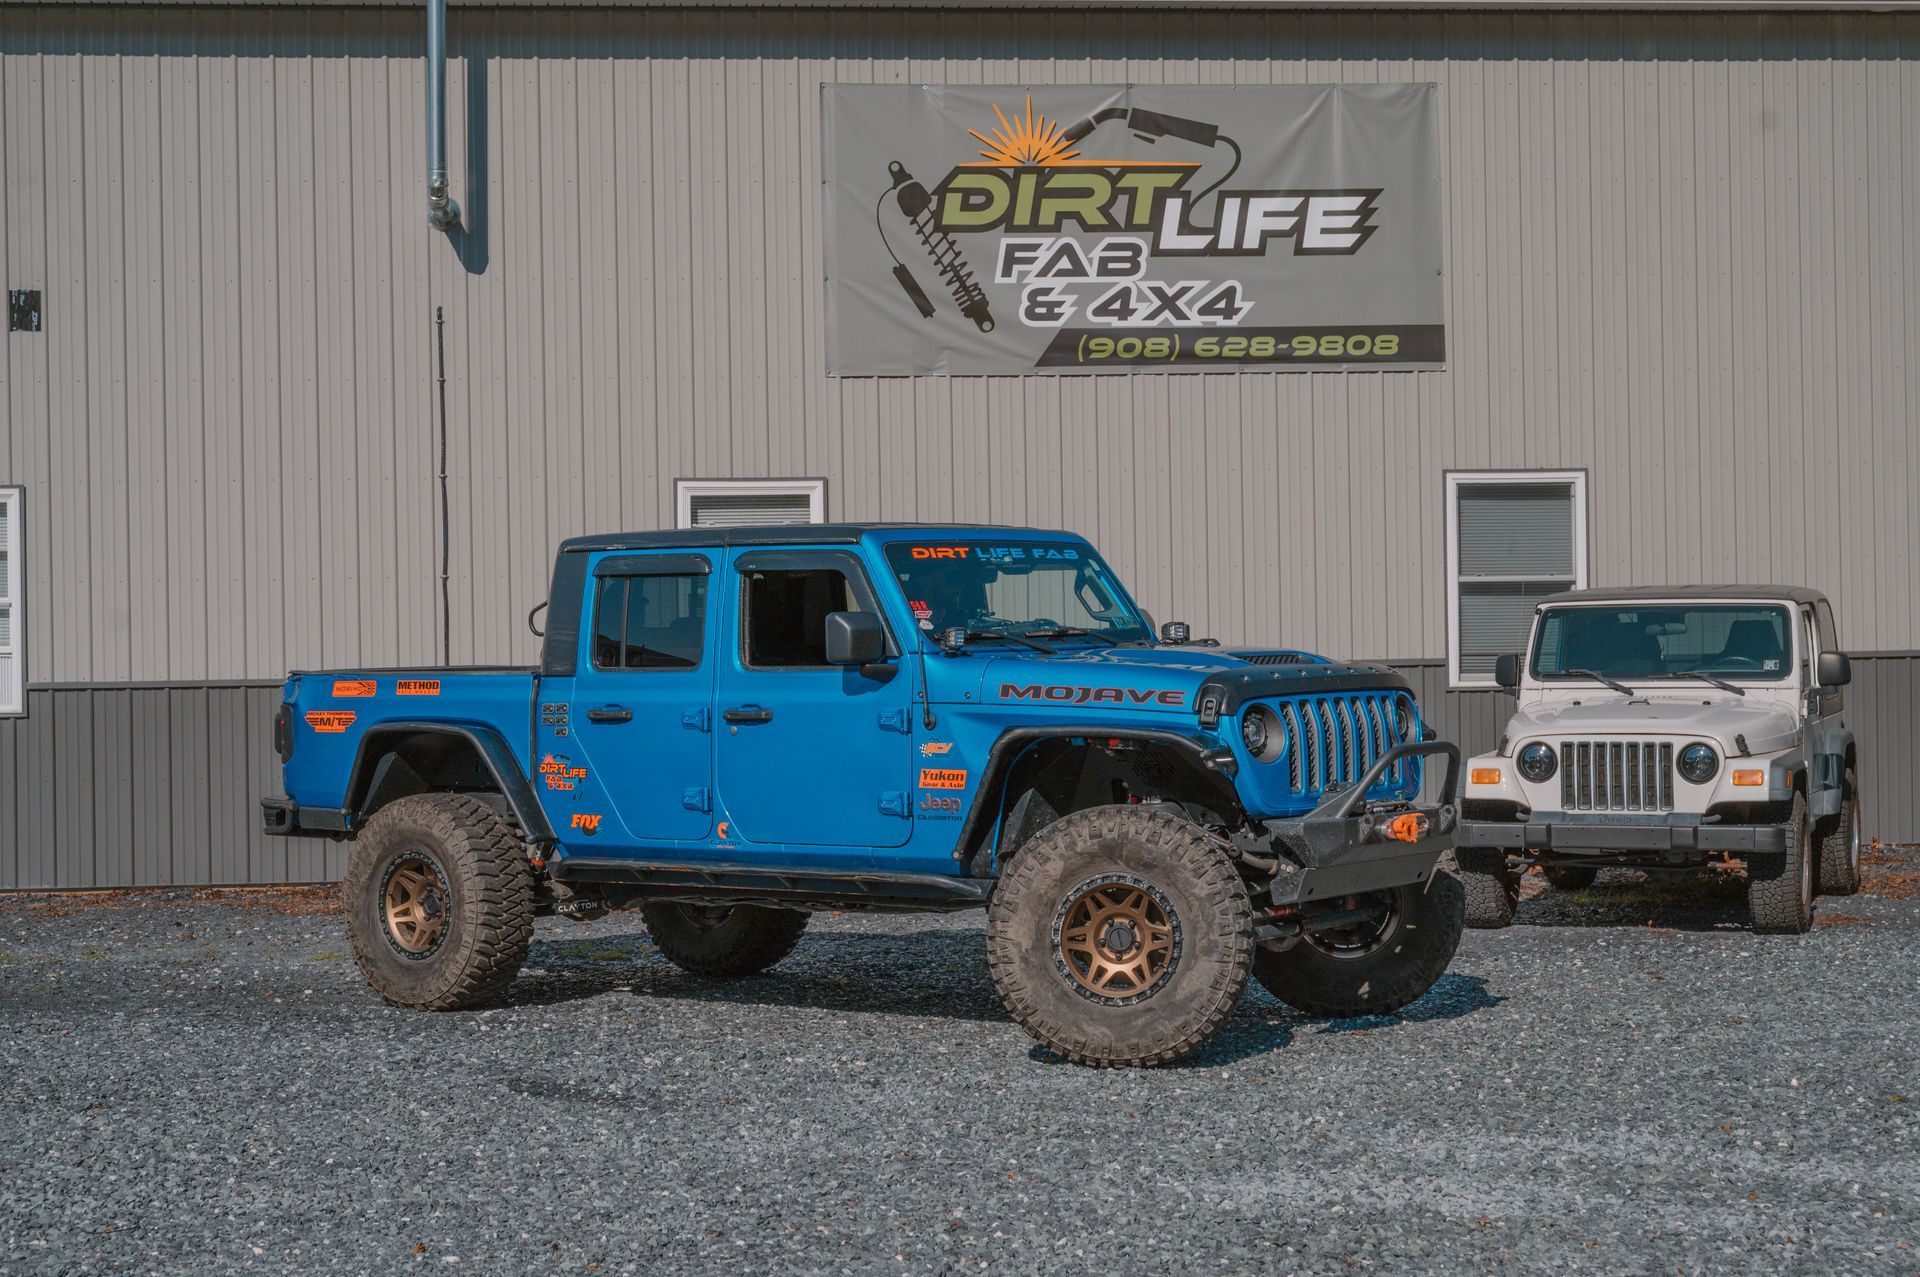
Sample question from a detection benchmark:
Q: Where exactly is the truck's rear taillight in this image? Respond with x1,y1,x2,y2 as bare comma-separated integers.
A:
273,703,295,762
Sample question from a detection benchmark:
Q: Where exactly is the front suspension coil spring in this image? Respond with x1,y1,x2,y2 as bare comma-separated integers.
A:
889,161,994,333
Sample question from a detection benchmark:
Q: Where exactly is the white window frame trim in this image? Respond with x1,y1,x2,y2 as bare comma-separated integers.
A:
674,477,827,529
1445,468,1589,690
0,484,23,718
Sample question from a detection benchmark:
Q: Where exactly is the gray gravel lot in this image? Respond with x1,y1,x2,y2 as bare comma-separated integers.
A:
3,856,1917,1277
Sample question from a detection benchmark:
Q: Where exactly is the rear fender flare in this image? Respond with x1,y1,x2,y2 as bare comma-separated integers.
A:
345,722,556,845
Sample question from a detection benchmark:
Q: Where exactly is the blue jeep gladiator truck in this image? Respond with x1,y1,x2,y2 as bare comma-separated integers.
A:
264,524,1465,1067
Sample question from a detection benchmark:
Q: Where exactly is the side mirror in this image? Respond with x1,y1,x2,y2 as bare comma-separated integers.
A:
1494,653,1522,691
824,611,885,666
1816,650,1851,687
1160,621,1191,644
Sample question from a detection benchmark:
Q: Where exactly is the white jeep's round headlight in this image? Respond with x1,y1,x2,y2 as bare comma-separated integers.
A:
1678,742,1718,785
1517,742,1557,783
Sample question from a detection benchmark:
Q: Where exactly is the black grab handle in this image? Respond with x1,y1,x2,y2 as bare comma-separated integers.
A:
722,706,775,725
586,707,633,724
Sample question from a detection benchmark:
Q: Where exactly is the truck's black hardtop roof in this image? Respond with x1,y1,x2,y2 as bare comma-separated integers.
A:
1539,585,1828,607
559,523,1061,553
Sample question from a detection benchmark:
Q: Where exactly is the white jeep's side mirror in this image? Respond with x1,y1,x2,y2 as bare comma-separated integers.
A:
1816,650,1851,687
1494,653,1522,691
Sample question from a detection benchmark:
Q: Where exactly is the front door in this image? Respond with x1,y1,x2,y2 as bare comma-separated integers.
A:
553,551,717,846
713,549,914,857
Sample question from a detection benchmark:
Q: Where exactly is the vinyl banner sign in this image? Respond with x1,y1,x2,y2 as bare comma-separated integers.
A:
823,83,1444,375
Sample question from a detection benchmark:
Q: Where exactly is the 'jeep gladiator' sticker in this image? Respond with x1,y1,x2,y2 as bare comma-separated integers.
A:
304,711,357,733
331,680,375,698
1000,683,1186,707
919,768,968,790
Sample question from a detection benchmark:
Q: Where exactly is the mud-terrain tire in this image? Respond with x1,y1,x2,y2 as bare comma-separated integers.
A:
1450,848,1517,929
1253,872,1465,1019
1815,769,1862,898
1542,865,1599,892
986,806,1252,1068
344,793,535,1010
641,904,809,977
1748,792,1813,935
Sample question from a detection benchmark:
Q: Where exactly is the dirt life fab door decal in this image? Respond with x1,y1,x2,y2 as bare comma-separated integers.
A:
823,84,1443,375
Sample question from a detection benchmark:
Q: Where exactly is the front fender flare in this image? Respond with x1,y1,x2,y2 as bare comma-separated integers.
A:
951,725,1241,877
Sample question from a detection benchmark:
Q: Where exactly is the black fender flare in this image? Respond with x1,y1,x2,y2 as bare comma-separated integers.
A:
951,725,1241,877
1806,726,1855,821
345,721,557,845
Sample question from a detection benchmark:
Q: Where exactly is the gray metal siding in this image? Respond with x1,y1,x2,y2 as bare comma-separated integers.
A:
1,6,1918,885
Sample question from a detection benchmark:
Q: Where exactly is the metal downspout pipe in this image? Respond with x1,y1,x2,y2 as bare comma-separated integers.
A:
426,0,460,230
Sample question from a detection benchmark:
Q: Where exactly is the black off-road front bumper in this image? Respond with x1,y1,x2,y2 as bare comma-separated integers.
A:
1253,740,1462,906
1461,813,1788,860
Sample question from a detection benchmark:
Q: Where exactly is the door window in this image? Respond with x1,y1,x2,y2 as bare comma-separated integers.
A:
741,568,862,669
592,574,708,671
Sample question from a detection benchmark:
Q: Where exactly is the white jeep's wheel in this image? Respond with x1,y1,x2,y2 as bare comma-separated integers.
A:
1748,792,1813,935
1815,768,1862,898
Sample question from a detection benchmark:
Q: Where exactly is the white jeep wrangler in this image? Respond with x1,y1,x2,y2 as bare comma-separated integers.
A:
1455,586,1861,934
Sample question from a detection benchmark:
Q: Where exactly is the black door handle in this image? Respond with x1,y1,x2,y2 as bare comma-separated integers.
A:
586,707,633,724
722,705,774,725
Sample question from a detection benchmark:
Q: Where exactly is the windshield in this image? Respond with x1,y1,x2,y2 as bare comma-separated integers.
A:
883,540,1150,644
1532,604,1795,682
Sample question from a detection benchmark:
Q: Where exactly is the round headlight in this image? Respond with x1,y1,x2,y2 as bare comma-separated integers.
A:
1517,742,1558,783
1241,708,1270,758
1678,742,1718,784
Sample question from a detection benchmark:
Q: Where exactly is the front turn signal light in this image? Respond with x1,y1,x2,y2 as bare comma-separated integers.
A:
1470,768,1503,786
1732,769,1766,787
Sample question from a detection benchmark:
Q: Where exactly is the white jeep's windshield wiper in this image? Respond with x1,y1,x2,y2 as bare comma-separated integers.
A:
1566,668,1637,697
1660,670,1746,696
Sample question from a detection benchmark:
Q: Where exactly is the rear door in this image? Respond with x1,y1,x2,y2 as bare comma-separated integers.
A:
551,551,717,846
712,548,914,856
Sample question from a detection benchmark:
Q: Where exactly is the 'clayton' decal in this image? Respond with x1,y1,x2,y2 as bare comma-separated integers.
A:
1000,683,1186,707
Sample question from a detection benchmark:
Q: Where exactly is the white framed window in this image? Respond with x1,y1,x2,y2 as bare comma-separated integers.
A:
0,485,22,716
1446,470,1588,688
675,478,826,529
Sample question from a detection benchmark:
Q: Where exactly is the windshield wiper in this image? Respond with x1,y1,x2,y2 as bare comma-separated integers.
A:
1020,626,1118,648
1661,670,1746,696
1566,668,1637,697
961,629,1056,654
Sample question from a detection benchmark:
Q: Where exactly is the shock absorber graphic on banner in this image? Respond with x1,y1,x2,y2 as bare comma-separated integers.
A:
876,161,995,333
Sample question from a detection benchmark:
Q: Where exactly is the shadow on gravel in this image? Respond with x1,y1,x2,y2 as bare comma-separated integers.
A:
1512,867,1755,933
506,927,1009,1022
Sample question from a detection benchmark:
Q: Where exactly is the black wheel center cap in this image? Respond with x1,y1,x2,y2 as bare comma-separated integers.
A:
1103,921,1137,953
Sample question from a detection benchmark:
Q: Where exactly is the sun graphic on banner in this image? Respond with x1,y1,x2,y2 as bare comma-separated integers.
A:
968,95,1080,166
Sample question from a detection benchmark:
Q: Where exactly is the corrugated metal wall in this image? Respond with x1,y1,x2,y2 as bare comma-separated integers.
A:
2,5,1917,884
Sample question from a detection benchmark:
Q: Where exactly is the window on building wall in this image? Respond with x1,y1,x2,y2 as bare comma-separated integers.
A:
1446,470,1588,688
0,486,22,716
675,478,826,529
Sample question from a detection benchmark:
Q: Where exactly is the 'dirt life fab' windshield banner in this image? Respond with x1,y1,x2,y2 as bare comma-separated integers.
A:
823,83,1444,375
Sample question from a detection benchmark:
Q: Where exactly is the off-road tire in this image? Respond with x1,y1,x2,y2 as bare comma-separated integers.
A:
641,903,809,977
1815,768,1862,898
1252,872,1465,1018
1542,865,1599,892
1450,848,1518,929
1748,791,1813,935
985,806,1252,1068
343,793,535,1010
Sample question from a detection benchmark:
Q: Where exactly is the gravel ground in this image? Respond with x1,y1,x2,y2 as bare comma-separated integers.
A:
3,854,1917,1276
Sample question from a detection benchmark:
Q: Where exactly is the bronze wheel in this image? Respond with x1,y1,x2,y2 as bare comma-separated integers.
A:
1052,875,1181,1004
381,853,450,958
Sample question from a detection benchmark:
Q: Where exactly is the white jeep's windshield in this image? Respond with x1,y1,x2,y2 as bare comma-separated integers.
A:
883,540,1150,644
1532,604,1795,683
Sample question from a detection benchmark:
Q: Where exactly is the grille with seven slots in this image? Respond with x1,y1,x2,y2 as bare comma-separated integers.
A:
1558,740,1676,812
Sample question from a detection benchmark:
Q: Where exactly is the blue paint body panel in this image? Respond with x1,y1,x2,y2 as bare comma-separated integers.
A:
274,527,1426,880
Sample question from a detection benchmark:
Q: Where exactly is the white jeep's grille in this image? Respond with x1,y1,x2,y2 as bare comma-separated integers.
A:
1560,740,1675,812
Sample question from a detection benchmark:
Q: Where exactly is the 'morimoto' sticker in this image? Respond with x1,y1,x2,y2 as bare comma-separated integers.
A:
305,711,357,734
919,767,968,790
331,680,376,698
